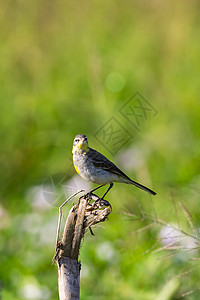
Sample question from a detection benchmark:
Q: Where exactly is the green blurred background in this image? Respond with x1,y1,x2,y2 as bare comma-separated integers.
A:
1,0,200,299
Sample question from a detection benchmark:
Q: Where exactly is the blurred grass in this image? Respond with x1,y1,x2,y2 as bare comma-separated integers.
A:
0,0,200,299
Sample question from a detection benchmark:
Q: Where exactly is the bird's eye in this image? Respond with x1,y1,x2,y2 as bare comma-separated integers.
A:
75,139,79,143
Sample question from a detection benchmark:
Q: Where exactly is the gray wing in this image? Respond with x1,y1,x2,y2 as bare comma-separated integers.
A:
88,148,157,195
88,148,131,181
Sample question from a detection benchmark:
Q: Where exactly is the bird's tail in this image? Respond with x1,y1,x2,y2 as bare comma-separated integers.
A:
129,179,156,195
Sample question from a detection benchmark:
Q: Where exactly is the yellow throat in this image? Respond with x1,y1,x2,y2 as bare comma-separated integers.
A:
72,142,89,175
72,142,89,155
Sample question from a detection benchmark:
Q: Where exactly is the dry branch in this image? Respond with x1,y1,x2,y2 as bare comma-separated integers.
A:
54,193,112,300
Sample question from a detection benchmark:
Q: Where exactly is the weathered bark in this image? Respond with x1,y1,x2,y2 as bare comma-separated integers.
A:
57,257,81,300
54,194,111,300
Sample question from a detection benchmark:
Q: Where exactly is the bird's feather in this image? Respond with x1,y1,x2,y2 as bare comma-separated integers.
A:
88,148,130,179
88,148,156,195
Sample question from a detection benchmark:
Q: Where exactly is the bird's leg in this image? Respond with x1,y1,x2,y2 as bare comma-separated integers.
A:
100,182,113,199
85,184,105,201
85,183,113,207
88,184,105,194
99,182,113,206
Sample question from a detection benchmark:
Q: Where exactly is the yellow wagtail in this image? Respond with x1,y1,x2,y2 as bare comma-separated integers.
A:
72,134,156,199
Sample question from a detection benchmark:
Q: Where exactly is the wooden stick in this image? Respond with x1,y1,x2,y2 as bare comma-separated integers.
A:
54,190,84,256
55,194,112,300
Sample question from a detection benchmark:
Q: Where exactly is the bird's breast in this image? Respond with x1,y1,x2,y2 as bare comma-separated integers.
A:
74,163,80,175
73,153,121,184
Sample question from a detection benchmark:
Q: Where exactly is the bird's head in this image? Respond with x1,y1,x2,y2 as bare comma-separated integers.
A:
72,134,89,154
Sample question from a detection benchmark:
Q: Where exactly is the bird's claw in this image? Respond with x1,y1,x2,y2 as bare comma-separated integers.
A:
99,198,110,207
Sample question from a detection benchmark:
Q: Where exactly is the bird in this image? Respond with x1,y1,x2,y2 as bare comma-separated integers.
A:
72,134,156,200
